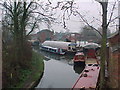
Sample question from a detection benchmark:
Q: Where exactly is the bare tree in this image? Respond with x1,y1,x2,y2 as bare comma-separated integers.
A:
1,0,54,87
96,1,108,89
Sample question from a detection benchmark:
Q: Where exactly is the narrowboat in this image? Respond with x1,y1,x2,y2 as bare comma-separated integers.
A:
72,64,100,89
40,46,65,55
73,52,85,66
42,41,77,55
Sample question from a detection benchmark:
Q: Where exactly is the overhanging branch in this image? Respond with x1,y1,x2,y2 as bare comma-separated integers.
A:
75,11,103,37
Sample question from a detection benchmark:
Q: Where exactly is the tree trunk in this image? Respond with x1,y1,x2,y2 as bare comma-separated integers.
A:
100,1,108,89
0,21,2,89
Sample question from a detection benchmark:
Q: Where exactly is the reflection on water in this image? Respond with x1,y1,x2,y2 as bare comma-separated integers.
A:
39,50,74,62
73,65,85,74
36,60,80,88
35,49,85,88
40,50,65,60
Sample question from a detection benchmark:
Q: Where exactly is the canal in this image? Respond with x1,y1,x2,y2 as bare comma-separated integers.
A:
36,49,85,88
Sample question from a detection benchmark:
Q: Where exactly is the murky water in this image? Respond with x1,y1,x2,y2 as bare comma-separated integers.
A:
36,50,85,88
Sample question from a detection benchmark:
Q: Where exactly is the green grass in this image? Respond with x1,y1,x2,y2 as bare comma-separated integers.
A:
16,51,44,88
31,51,44,81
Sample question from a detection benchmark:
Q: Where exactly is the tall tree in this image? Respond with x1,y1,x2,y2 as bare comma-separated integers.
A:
1,0,54,87
2,1,35,67
1,0,54,66
97,0,108,89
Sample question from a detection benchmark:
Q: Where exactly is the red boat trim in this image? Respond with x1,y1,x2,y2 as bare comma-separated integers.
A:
74,59,85,62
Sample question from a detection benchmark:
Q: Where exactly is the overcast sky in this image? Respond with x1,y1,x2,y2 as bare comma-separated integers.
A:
0,0,119,34
35,0,118,34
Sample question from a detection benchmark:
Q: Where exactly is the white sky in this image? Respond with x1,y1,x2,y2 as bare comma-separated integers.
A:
0,0,119,34
36,0,119,34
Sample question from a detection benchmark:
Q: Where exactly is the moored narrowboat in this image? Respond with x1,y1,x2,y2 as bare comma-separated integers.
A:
42,41,77,55
72,64,100,89
40,45,65,55
73,52,85,66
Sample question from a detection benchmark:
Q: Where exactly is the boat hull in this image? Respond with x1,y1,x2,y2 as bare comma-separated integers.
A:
40,46,65,55
65,51,76,55
74,61,85,66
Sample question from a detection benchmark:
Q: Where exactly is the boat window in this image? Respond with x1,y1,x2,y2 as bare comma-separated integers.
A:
50,48,56,52
68,46,71,50
93,64,98,66
49,48,52,51
88,64,92,66
53,49,56,52
42,47,48,50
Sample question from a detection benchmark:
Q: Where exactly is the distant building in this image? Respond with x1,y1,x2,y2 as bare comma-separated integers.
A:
107,31,120,88
53,32,81,42
37,29,54,43
65,33,81,42
52,32,81,42
29,34,38,40
53,32,67,41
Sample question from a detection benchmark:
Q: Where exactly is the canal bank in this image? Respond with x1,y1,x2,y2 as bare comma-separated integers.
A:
17,51,44,88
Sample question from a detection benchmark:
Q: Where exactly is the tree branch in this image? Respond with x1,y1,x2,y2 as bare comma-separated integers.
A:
107,2,116,27
2,2,14,16
32,11,56,20
26,21,37,36
75,11,103,37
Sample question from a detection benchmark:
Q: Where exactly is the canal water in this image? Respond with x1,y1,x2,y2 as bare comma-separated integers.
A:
36,50,85,88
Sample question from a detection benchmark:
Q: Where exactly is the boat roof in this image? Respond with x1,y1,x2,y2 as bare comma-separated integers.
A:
75,52,84,56
42,41,77,50
72,65,100,89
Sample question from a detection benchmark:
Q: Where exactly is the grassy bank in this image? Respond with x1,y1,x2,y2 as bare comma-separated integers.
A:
17,51,44,88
